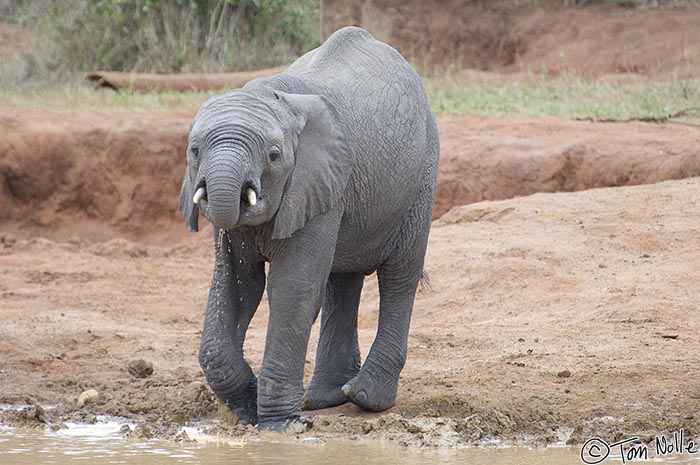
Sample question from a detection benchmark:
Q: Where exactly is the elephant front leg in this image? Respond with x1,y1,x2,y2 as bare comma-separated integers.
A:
256,211,341,431
199,239,265,425
257,279,326,431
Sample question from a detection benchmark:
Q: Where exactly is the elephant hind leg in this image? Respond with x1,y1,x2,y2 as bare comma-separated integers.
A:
342,174,433,412
340,262,422,412
303,272,364,411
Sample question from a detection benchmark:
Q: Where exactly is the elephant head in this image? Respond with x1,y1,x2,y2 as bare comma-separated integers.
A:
179,89,355,239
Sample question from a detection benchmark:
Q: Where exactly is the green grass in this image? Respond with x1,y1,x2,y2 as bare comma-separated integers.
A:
426,75,700,123
0,81,221,112
1,75,699,124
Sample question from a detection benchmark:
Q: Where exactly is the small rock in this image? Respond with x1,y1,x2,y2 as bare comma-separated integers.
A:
557,369,572,378
286,419,307,434
301,416,314,429
170,414,188,426
134,424,152,439
77,389,99,407
405,421,423,434
24,404,46,424
127,359,154,378
493,409,515,430
172,430,192,443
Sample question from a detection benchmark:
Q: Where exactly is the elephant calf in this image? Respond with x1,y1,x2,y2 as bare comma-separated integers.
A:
179,26,439,431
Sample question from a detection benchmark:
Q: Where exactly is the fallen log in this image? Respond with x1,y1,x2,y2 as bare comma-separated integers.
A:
86,66,287,92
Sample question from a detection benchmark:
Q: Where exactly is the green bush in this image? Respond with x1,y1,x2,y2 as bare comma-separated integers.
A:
16,0,320,78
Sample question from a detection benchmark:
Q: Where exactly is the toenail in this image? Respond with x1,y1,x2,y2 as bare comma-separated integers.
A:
341,383,352,396
356,390,368,403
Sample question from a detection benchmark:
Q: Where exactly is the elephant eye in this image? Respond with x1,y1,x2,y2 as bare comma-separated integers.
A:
190,146,199,161
268,148,281,162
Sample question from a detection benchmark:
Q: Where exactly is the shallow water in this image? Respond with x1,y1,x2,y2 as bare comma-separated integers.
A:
1,423,698,465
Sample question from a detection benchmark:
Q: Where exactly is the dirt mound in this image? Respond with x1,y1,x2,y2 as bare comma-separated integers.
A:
322,1,700,77
0,110,193,243
434,116,700,218
2,110,700,242
86,67,287,92
2,178,700,444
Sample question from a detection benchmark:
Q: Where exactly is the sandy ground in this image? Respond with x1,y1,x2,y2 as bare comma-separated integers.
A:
2,1,700,449
2,170,700,446
3,7,700,448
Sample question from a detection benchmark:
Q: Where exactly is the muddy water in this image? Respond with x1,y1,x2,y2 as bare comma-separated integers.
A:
0,423,580,465
1,424,697,465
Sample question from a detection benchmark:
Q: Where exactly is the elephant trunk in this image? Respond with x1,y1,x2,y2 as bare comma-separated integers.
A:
198,256,264,425
199,318,258,423
205,151,249,230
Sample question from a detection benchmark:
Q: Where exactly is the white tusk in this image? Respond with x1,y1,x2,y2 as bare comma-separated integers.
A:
246,187,257,207
193,187,206,205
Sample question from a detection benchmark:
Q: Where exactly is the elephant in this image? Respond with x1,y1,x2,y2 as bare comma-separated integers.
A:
179,26,439,431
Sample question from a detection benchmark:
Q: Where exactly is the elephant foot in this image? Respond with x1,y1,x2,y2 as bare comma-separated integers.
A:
232,403,258,426
302,384,349,411
341,369,398,412
257,417,306,434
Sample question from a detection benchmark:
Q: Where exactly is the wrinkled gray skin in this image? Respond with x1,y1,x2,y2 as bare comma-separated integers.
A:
179,27,439,432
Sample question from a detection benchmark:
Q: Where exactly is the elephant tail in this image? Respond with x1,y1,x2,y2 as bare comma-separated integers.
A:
419,270,432,291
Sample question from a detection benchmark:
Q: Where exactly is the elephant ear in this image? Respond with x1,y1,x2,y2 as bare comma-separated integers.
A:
272,92,355,240
178,166,199,232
